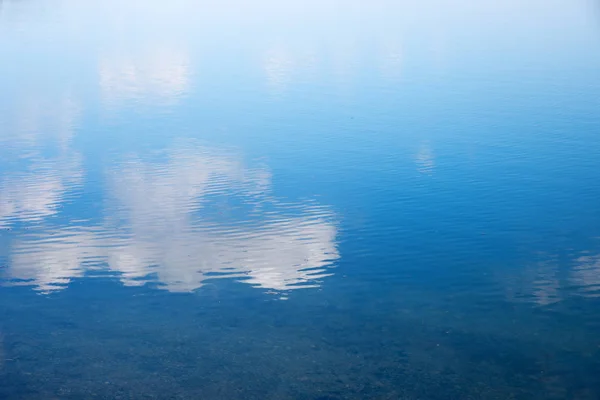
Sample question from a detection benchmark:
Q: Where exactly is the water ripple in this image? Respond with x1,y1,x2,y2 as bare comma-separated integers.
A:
1,143,339,294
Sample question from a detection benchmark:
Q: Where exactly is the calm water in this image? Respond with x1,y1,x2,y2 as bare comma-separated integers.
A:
1,0,600,398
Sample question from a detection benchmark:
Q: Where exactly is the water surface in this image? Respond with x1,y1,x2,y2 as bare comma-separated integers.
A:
1,0,600,398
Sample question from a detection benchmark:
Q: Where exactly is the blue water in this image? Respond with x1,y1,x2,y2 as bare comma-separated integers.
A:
1,0,600,398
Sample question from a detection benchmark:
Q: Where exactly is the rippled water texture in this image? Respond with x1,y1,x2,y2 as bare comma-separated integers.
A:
1,0,600,399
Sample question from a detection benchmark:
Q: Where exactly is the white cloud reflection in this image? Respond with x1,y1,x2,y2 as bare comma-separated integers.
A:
415,142,435,175
0,156,82,228
503,250,600,306
4,144,338,294
0,95,83,228
571,254,600,298
99,47,190,105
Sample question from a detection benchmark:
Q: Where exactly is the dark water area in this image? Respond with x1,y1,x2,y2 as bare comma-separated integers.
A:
1,0,600,398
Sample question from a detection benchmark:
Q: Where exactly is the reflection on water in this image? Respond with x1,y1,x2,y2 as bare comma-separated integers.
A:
0,155,82,228
0,7,339,293
99,46,190,105
415,141,435,175
3,143,338,293
263,45,306,95
503,248,600,306
0,95,82,228
572,254,600,298
2,0,600,399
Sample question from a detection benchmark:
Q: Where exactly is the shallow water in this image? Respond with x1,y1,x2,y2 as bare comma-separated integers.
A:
1,0,600,398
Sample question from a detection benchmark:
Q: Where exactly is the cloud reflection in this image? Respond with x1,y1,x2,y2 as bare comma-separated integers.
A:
99,47,190,105
4,144,338,294
504,250,600,305
0,157,82,228
415,142,435,175
571,254,600,298
0,96,83,228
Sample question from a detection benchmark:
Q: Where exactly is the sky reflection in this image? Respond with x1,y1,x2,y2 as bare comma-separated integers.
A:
2,142,338,293
0,93,82,228
1,0,599,301
99,46,190,106
502,247,600,306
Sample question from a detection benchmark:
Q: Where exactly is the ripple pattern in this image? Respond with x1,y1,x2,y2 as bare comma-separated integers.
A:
2,144,339,293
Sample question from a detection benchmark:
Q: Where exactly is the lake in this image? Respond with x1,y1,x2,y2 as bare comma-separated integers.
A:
1,0,600,398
